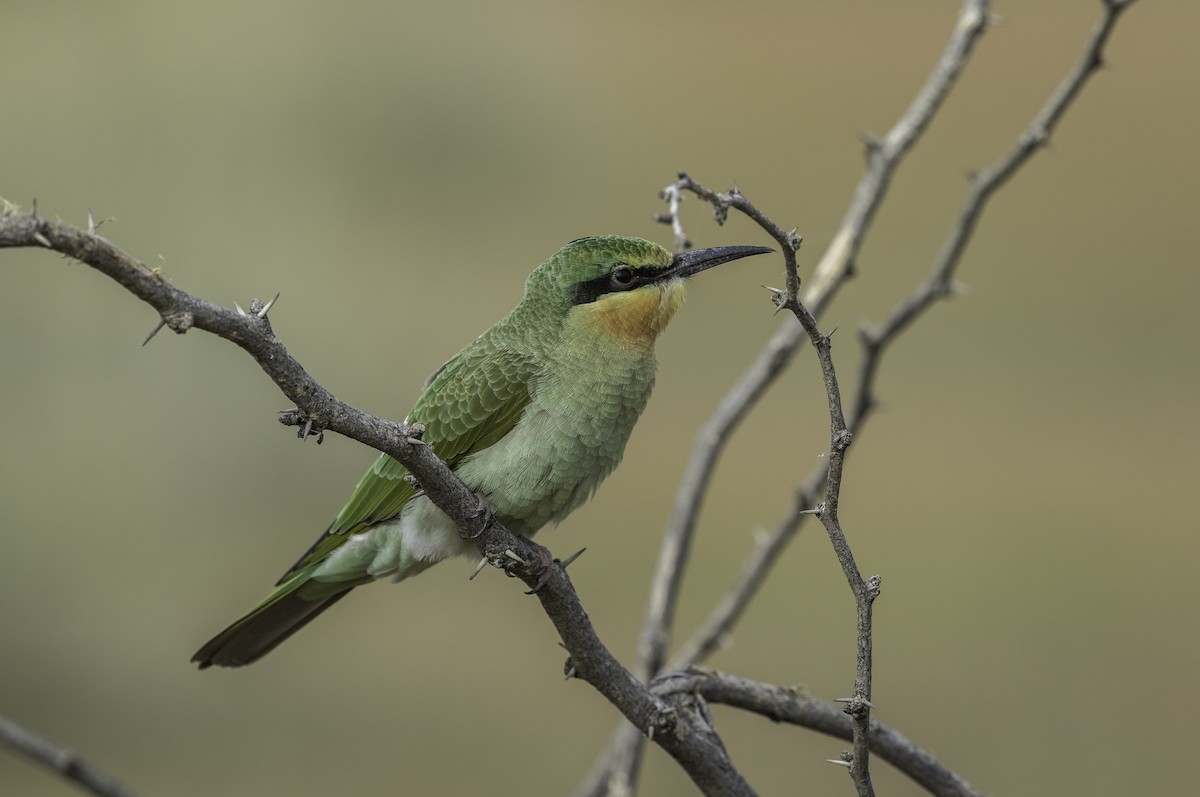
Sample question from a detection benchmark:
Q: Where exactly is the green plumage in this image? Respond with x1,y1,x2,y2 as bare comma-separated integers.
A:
192,236,770,668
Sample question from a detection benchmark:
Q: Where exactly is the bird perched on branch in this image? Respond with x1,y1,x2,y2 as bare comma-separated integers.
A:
193,235,771,668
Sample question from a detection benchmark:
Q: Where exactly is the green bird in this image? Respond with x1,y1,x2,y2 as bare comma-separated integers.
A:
192,235,770,668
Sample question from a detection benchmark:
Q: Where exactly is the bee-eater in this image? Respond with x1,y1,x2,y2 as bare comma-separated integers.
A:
192,235,771,668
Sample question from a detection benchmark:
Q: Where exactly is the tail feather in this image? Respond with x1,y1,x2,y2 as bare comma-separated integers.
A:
192,578,362,669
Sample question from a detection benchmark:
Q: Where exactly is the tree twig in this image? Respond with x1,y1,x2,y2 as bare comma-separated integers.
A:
804,0,992,304
667,482,818,670
0,713,140,797
774,265,878,797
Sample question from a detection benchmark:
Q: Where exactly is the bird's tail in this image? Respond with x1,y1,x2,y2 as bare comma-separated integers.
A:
191,571,369,669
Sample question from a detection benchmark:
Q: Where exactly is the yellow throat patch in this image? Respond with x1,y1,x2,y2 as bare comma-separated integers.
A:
576,279,687,349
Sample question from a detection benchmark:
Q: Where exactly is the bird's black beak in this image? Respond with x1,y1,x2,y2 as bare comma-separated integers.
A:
667,245,774,279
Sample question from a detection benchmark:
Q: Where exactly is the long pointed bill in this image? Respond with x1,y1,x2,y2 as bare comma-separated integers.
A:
667,244,775,279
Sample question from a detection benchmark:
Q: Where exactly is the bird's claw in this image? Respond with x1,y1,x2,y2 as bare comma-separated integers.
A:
461,492,494,540
523,545,557,595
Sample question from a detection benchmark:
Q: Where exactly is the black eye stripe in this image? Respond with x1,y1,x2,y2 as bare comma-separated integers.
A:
572,263,669,305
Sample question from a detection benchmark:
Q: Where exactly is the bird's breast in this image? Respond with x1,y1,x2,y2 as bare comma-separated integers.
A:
454,340,658,533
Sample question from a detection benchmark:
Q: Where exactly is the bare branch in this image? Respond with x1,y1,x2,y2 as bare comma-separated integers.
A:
668,483,817,669
774,244,877,796
652,671,985,797
0,713,139,797
633,174,804,692
805,0,991,304
857,0,1141,413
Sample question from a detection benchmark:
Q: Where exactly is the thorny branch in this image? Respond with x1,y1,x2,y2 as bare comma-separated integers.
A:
0,210,754,797
651,670,984,797
772,230,879,797
583,0,1138,795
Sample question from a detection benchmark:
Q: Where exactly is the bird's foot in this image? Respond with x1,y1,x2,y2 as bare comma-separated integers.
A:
460,492,494,540
520,545,586,595
522,544,558,595
490,540,557,594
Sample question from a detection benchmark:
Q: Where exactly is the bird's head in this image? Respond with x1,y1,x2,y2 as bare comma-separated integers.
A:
525,235,772,349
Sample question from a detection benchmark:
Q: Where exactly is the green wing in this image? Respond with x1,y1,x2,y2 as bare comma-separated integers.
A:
277,343,535,584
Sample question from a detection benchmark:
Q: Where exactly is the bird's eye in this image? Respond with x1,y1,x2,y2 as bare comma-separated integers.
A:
610,266,636,289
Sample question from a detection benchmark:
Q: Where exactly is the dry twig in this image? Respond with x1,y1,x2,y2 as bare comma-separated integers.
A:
0,714,139,797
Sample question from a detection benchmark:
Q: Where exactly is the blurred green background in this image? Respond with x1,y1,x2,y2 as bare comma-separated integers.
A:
2,1,1195,795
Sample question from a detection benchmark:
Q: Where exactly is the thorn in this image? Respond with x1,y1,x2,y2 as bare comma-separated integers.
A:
826,758,852,768
761,284,787,315
504,549,527,566
563,659,577,680
834,696,876,709
87,208,96,235
31,198,38,219
256,292,281,318
559,547,587,569
468,556,488,581
234,301,246,316
799,503,824,516
32,231,52,247
142,318,167,346
860,132,882,160
293,417,326,443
